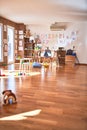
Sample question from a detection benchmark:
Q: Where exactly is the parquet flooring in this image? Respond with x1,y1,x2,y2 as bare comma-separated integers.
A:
0,64,87,130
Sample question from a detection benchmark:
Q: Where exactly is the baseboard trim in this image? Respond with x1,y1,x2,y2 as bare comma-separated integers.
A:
76,63,87,66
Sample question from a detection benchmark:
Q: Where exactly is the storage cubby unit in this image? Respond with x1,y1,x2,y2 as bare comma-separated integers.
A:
24,38,35,57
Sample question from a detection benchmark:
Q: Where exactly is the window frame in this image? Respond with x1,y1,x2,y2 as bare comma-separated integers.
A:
0,23,3,62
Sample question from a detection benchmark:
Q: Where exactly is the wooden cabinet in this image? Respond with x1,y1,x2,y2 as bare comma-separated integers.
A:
24,38,35,58
57,50,66,65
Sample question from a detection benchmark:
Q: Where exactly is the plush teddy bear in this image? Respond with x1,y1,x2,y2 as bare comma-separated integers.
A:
2,90,17,105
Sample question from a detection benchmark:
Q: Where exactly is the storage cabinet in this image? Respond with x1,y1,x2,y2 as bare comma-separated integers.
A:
57,50,66,65
24,38,35,57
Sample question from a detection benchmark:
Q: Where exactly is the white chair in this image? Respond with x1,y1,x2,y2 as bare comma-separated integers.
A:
19,58,32,72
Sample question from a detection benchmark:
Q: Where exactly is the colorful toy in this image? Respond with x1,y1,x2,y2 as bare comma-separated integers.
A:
32,62,42,68
0,70,5,76
0,74,5,76
43,62,49,68
2,90,17,105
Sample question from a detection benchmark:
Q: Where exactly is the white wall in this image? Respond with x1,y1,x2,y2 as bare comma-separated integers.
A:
65,22,87,64
78,22,87,64
27,22,87,64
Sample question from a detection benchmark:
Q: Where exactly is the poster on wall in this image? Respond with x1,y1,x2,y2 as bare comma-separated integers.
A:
18,46,23,51
19,40,23,46
71,31,77,41
19,35,23,39
19,30,23,34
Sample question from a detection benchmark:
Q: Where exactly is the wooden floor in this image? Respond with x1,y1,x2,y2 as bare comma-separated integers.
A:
0,63,87,130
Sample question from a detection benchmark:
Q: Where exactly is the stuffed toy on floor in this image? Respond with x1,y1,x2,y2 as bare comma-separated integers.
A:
2,90,17,105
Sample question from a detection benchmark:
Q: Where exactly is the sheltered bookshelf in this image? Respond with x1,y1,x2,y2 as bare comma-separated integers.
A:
24,38,35,58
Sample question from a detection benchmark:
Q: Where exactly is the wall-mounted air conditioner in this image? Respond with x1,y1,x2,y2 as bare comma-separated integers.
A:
50,22,68,31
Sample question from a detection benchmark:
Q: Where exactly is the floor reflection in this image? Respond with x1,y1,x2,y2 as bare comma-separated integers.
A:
7,76,16,93
8,64,15,70
0,78,5,104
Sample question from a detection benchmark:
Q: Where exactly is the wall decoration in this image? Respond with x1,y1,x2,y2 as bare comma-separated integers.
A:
18,46,23,51
71,31,77,41
19,30,23,35
34,30,79,51
19,35,23,39
19,40,23,46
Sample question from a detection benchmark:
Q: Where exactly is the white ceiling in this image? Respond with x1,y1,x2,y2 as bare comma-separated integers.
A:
0,0,87,27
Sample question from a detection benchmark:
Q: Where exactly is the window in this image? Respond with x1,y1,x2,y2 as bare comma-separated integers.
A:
0,23,3,62
7,26,14,63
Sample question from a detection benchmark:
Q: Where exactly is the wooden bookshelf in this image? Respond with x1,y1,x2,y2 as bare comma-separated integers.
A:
24,38,35,58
